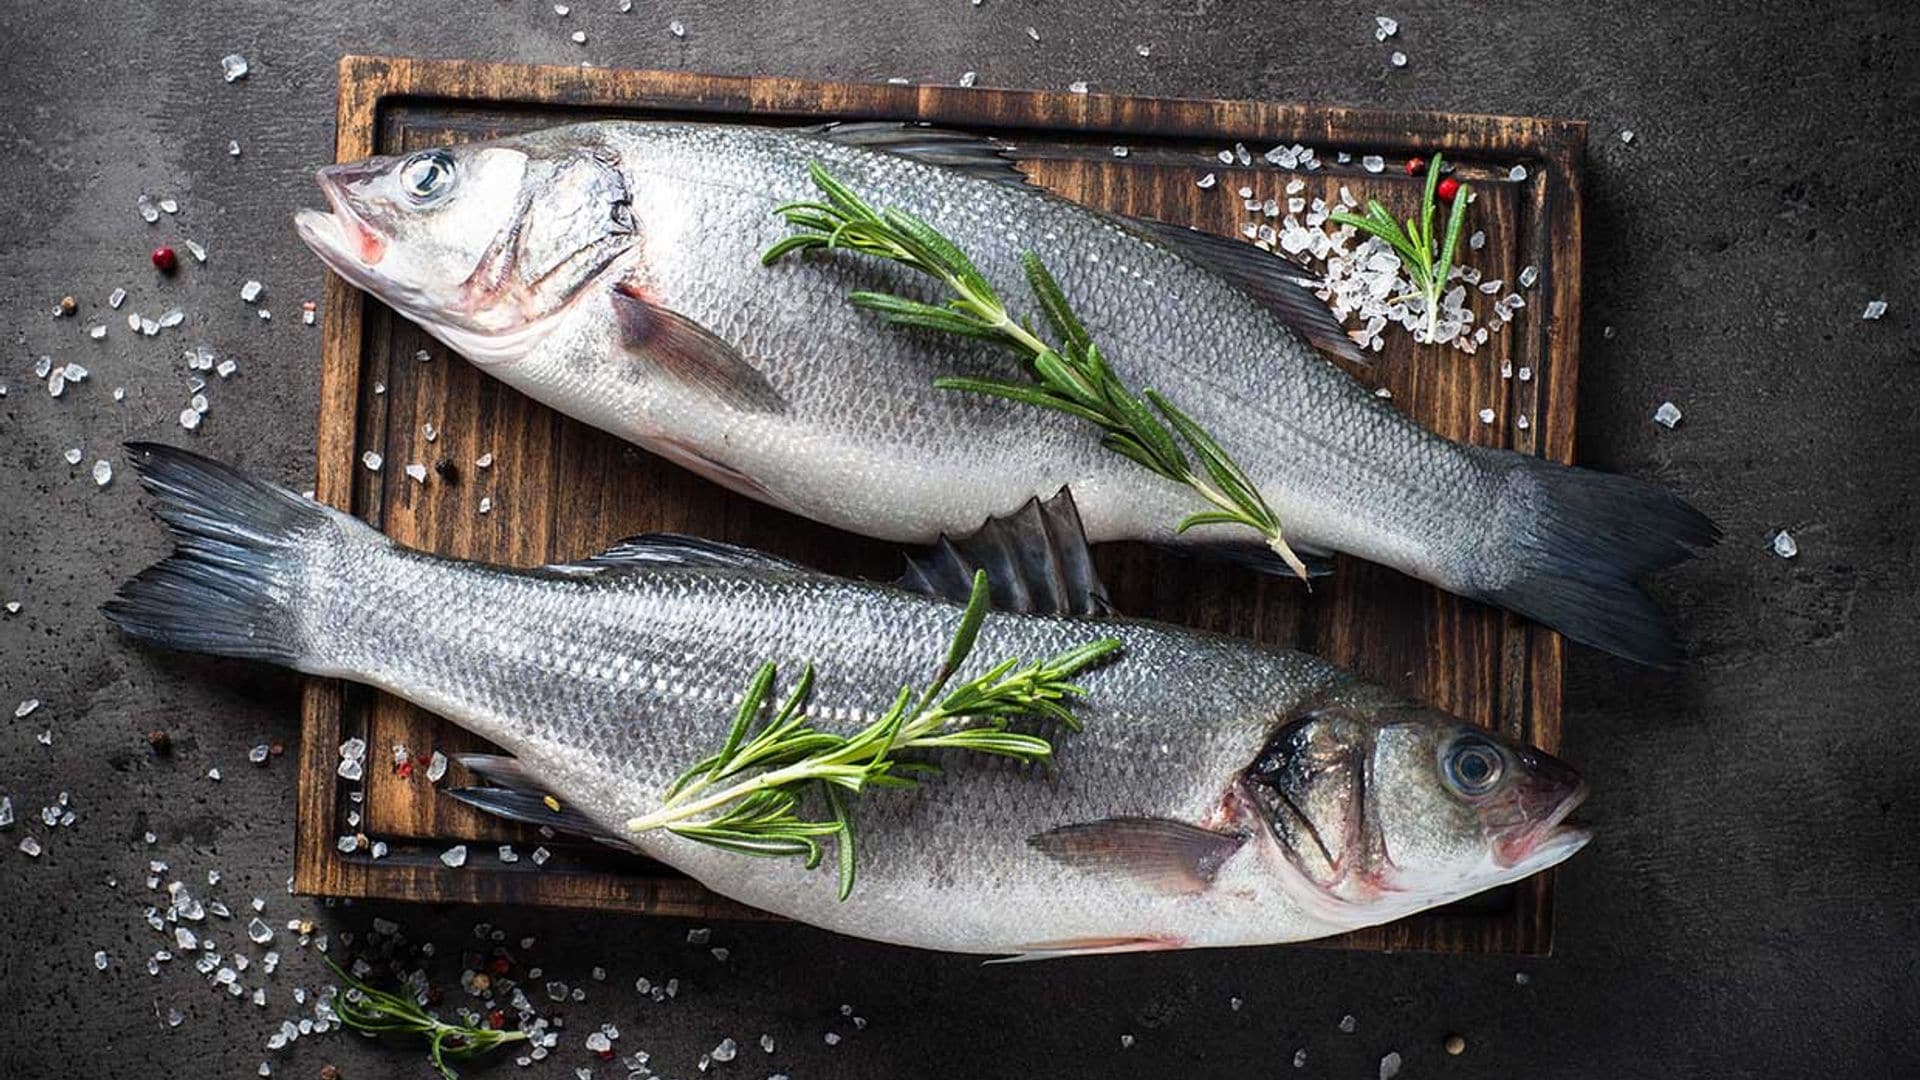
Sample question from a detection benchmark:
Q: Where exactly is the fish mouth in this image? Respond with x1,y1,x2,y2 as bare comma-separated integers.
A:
294,165,389,281
1493,780,1591,872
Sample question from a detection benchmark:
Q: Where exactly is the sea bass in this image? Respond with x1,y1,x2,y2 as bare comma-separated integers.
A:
106,444,1588,956
294,121,1716,666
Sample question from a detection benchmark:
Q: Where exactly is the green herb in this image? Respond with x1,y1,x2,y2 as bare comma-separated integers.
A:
762,162,1314,584
626,569,1119,900
1327,153,1471,346
326,958,529,1080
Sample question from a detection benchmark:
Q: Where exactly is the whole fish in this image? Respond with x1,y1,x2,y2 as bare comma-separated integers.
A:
106,444,1588,956
295,120,1717,666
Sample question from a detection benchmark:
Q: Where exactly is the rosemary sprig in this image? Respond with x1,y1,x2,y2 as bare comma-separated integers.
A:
762,162,1314,583
1327,152,1471,346
326,958,529,1080
627,569,1120,899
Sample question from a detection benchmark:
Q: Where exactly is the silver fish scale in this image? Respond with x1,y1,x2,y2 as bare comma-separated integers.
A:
598,123,1496,584
305,540,1350,950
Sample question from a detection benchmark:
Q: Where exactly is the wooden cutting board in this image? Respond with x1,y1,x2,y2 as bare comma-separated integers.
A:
296,55,1585,954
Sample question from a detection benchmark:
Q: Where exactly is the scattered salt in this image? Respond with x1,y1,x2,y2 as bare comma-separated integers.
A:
958,71,977,88
1620,129,1635,144
1338,1014,1357,1033
15,699,40,719
240,280,263,303
108,287,126,308
1068,80,1089,94
1375,15,1398,39
404,463,428,483
1390,51,1407,67
221,54,250,82
20,835,42,857
1772,530,1798,559
1361,155,1385,173
440,844,468,868
669,18,686,36
93,460,113,487
1653,401,1682,429
1380,1051,1403,1080
1478,408,1496,424
1120,1034,1135,1048
1862,299,1887,320
361,451,383,472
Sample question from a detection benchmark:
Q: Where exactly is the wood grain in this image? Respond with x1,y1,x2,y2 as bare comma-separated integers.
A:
295,54,1586,955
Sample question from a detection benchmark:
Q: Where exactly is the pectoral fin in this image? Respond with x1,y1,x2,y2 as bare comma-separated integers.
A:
1028,817,1248,895
611,282,787,414
986,935,1184,963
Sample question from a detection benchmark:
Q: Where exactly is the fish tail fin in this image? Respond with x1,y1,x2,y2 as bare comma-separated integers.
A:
102,443,379,667
1466,447,1719,667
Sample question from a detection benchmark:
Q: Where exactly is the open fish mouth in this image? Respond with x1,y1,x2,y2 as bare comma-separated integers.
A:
1494,780,1591,872
294,166,389,288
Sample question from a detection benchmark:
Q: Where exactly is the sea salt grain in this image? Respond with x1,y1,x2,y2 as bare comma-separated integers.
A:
221,54,250,82
1375,16,1398,40
1862,299,1887,320
440,844,468,868
1772,530,1798,559
362,451,383,472
1362,155,1385,173
1068,80,1089,94
958,71,977,88
1620,129,1635,144
1390,51,1407,68
1478,408,1496,424
240,280,263,303
404,463,428,483
1653,401,1683,429
15,699,40,719
93,460,113,487
1197,172,1216,189
20,836,43,857
669,19,686,37
1380,1051,1404,1079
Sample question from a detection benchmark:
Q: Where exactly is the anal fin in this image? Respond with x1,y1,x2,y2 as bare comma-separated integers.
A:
445,786,634,850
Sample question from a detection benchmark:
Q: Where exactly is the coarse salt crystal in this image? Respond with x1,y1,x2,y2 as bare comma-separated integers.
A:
221,54,249,82
1375,16,1398,39
1361,155,1385,173
1477,408,1496,424
15,698,40,719
93,460,113,487
109,287,126,308
362,451,383,472
1862,299,1887,320
1653,401,1682,428
958,71,977,88
440,844,468,868
1519,265,1539,288
478,497,493,515
404,463,428,483
1772,530,1798,558
1389,51,1407,67
240,280,263,303
1025,25,1039,41
1620,129,1635,144
669,19,686,36
571,30,587,43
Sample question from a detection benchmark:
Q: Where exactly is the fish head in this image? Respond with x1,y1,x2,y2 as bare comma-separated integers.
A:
1239,698,1588,922
295,132,638,364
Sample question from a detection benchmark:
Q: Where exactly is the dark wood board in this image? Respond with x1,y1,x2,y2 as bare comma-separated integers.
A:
296,55,1585,954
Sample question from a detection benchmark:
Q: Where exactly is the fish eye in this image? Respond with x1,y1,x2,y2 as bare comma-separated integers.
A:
1442,736,1504,797
400,150,456,201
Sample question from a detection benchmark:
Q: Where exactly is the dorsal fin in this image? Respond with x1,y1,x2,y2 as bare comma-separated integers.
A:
1123,218,1366,366
896,487,1112,616
812,122,1033,188
545,534,808,575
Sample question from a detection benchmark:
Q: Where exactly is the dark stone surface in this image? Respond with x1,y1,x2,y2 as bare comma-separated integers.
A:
1,2,1914,1077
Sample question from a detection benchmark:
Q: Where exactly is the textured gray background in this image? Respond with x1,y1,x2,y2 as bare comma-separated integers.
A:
2,1,1915,1078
